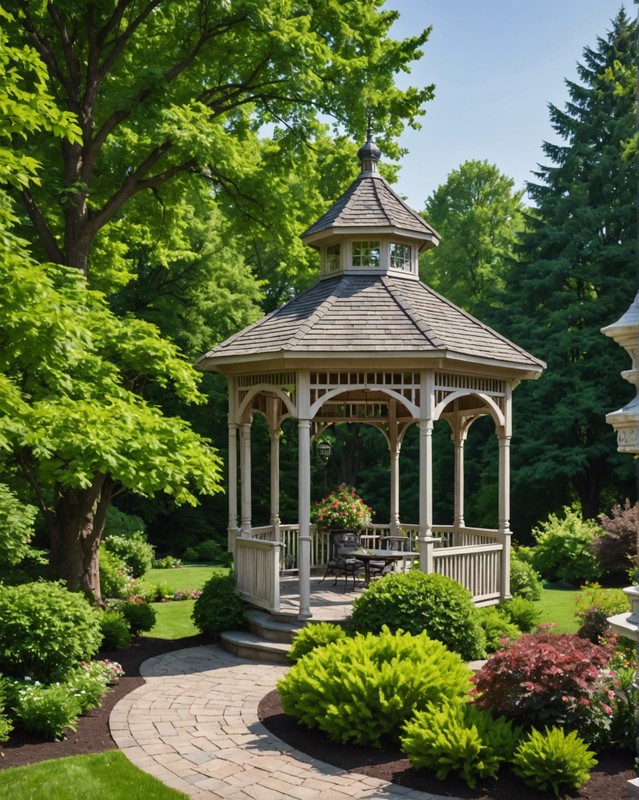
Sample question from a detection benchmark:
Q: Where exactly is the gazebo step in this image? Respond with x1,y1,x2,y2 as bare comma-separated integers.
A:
245,609,307,643
220,630,291,664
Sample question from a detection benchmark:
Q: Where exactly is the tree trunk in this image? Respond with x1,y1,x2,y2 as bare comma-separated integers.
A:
49,474,112,605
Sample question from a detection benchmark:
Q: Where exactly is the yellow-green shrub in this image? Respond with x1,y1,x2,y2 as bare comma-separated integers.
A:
278,626,471,748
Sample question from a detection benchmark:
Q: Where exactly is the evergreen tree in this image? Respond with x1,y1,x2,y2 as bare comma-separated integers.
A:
496,10,638,531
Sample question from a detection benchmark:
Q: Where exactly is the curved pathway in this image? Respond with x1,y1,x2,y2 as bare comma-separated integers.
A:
110,645,459,800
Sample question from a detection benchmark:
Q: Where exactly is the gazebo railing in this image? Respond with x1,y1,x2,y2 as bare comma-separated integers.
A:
233,522,506,609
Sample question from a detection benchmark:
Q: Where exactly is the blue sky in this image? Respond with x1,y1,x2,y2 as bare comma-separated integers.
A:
386,0,632,209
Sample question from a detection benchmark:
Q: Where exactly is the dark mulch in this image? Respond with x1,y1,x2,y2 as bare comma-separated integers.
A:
1,634,635,800
258,689,636,800
0,634,207,770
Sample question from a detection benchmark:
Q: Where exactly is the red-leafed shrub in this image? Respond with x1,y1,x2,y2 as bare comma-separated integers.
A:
471,629,613,744
594,499,639,579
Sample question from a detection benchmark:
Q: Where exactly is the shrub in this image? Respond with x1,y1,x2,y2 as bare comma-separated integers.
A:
509,552,542,600
151,555,182,569
288,622,347,663
477,607,520,653
13,682,83,740
118,599,157,634
103,533,154,578
530,507,601,585
0,581,102,683
471,630,612,742
401,699,522,788
192,572,246,638
103,506,146,538
575,583,628,644
0,682,13,743
512,726,597,798
99,610,133,650
64,664,109,713
498,597,541,633
278,626,471,748
184,539,232,565
145,582,172,602
347,571,486,660
594,499,638,579
99,546,137,599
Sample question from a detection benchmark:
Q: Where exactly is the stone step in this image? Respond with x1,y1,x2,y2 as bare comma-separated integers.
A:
220,630,291,664
244,609,307,643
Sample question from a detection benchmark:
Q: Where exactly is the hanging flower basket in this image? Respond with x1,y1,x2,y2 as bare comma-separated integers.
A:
311,484,374,532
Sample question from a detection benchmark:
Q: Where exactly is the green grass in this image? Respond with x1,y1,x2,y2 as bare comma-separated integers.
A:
0,750,187,799
143,599,199,639
535,586,580,633
139,563,226,594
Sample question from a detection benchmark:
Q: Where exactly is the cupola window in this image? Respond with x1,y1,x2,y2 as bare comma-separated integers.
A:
325,244,340,273
352,240,380,268
390,242,412,272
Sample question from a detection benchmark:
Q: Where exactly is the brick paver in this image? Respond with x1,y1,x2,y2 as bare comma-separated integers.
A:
110,645,460,800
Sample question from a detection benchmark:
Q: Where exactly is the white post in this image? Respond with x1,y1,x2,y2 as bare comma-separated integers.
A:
227,421,239,552
389,401,401,535
297,371,312,619
419,372,435,574
453,422,466,533
497,384,513,599
239,420,252,535
270,427,281,541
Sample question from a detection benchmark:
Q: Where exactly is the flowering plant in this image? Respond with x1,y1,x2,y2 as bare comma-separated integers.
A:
311,484,373,531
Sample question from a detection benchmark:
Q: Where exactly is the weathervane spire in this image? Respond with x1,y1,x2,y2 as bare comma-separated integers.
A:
357,108,381,172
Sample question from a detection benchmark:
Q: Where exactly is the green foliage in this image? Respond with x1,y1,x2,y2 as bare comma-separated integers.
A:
0,483,36,566
99,546,137,600
490,10,638,530
0,582,101,682
192,573,246,639
288,623,347,663
13,682,83,741
347,571,486,660
98,611,133,651
152,556,182,569
182,540,232,565
420,159,526,314
117,600,157,634
512,727,597,797
531,507,601,584
278,627,472,748
103,506,146,538
594,500,639,579
509,552,542,600
145,582,172,602
498,597,542,633
477,607,520,654
401,699,522,788
0,681,13,743
574,583,628,644
104,533,154,578
64,665,109,713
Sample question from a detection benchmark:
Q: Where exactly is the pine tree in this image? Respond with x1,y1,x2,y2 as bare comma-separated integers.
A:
497,10,638,529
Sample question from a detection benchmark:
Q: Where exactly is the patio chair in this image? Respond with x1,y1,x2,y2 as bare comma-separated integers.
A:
321,530,365,591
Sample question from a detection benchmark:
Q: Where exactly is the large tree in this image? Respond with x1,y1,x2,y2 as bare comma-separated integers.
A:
9,0,433,288
419,159,526,315
496,9,638,528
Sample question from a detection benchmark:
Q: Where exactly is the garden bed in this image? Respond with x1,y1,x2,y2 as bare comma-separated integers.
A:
258,689,634,800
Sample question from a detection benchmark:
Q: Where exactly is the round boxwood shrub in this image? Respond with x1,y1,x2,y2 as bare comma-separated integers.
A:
278,626,472,748
510,553,542,600
0,581,102,682
99,610,133,650
192,572,246,638
118,599,157,634
288,622,347,663
103,532,154,578
346,571,486,660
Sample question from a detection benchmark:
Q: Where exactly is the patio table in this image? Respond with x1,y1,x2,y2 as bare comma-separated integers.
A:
354,549,419,587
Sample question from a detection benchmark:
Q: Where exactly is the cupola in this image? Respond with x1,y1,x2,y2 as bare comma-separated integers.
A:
300,128,440,280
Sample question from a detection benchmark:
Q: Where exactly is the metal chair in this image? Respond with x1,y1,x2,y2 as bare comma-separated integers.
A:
321,530,365,591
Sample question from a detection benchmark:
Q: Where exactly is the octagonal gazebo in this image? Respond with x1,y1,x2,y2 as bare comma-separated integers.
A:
198,132,545,619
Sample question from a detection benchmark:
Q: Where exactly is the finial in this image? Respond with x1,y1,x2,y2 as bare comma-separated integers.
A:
357,109,381,172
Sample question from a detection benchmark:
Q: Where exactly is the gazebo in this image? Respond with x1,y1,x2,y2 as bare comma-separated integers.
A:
198,131,545,620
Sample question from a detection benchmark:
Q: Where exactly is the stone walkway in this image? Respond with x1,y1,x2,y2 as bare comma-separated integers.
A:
110,644,460,800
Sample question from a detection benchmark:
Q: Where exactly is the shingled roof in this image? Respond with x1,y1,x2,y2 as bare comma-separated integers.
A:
197,273,544,375
301,171,439,245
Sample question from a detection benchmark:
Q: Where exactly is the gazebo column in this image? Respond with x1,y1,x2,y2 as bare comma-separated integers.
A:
297,371,312,619
497,386,513,600
266,397,282,545
389,401,401,535
453,424,466,537
419,372,435,574
239,419,252,535
227,421,240,552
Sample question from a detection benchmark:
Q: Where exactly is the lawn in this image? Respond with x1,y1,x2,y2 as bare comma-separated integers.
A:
139,563,227,594
0,751,188,800
535,585,581,633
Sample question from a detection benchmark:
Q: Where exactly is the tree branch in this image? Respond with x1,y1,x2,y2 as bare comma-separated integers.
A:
21,189,65,264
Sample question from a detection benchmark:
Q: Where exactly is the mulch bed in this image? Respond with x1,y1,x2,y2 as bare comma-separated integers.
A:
0,634,635,800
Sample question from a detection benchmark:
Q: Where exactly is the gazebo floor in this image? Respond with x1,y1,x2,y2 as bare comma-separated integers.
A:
277,574,363,622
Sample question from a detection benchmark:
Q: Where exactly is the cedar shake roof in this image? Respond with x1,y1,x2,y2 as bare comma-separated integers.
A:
197,273,545,373
301,171,439,245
